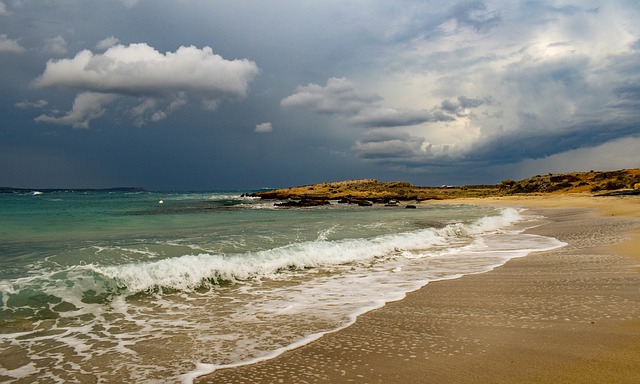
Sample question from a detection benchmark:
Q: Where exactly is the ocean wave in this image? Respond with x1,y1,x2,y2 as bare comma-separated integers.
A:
83,208,524,294
0,208,525,306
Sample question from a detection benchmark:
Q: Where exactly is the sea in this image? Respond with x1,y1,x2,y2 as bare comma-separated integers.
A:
0,190,566,383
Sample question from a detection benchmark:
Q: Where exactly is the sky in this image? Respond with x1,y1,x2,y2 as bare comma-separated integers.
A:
1,0,639,190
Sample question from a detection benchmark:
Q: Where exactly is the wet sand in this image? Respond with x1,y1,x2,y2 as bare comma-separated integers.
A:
196,194,640,384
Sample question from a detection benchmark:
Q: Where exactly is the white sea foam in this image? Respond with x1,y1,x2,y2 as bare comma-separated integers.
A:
0,205,567,384
85,208,525,295
0,207,539,312
180,208,566,382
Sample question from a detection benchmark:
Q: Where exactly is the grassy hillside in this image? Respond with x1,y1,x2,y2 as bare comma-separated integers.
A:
500,169,640,194
252,169,640,202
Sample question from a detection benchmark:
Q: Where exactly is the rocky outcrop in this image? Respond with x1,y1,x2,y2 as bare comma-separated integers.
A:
274,199,330,208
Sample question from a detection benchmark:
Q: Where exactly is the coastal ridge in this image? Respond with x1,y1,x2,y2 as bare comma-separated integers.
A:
252,168,640,202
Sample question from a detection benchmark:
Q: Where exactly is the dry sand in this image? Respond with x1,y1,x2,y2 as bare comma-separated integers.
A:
196,194,640,384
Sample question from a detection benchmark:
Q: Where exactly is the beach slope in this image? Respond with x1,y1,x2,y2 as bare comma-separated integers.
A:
196,195,640,383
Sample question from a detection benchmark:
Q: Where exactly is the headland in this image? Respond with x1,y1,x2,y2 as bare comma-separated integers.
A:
250,169,640,205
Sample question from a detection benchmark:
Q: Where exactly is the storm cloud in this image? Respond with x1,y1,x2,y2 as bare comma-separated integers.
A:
281,77,472,128
1,0,639,189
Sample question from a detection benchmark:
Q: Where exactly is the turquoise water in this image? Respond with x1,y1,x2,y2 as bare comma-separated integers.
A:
0,191,565,383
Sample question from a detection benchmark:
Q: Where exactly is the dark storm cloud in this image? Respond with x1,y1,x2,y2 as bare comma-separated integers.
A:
467,118,640,164
349,37,640,170
354,114,640,168
389,0,502,44
354,133,456,167
353,131,425,160
439,96,489,116
281,77,485,128
349,108,439,128
613,83,640,105
449,1,502,32
1,0,639,189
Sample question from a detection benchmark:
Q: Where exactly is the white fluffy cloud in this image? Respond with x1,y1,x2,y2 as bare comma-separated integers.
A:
119,0,139,8
15,99,48,109
34,43,259,98
96,36,120,50
0,34,25,53
35,92,117,129
33,43,260,127
281,77,382,116
130,92,188,126
44,35,69,55
254,122,273,133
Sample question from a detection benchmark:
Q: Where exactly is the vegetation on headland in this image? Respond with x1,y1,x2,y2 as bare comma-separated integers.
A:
252,169,640,203
500,169,640,194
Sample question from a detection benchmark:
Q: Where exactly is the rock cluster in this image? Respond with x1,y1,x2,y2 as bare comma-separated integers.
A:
274,199,330,207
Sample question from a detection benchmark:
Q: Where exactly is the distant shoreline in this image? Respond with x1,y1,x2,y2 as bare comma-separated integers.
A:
0,187,145,194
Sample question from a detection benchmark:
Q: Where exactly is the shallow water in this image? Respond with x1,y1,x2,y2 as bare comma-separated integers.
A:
0,191,565,383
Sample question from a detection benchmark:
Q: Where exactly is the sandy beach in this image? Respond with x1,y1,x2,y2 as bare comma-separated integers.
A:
196,194,640,384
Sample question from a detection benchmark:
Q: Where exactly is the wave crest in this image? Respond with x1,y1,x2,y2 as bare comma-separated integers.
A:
1,208,526,304
85,208,524,294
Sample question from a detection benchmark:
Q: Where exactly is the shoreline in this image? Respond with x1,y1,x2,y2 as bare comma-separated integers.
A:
196,195,640,383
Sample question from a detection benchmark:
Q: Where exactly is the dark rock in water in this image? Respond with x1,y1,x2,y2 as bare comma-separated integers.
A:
384,199,400,207
274,199,330,207
405,204,417,209
594,189,640,196
357,200,373,206
337,197,365,204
